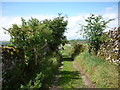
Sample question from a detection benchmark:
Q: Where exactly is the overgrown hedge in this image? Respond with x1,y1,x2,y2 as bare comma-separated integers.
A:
2,46,60,89
2,15,68,89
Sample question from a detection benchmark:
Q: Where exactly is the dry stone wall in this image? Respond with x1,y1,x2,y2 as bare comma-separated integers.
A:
2,46,25,89
98,27,120,65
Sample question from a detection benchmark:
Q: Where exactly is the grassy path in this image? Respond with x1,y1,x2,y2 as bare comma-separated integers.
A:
72,61,95,88
58,61,86,89
57,45,86,89
50,44,95,89
50,44,119,89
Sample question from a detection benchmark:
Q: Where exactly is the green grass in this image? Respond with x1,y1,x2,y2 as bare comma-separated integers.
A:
80,43,88,46
74,49,119,88
59,44,119,88
58,61,86,89
58,45,86,89
60,45,73,58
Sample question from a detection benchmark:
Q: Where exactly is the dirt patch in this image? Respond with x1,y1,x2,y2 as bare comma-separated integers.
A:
72,61,95,88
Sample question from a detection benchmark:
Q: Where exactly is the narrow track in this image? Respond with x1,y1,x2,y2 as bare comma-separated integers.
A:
73,61,95,88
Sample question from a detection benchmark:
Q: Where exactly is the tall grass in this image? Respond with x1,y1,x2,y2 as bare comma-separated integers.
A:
74,49,119,88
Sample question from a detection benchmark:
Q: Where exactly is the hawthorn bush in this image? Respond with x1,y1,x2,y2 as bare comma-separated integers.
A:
3,14,68,89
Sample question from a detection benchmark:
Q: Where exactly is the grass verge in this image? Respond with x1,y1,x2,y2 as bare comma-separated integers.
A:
74,49,119,88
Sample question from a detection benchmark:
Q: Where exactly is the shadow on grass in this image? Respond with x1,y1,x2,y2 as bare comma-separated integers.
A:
63,58,73,61
62,53,78,61
62,55,73,61
58,71,82,87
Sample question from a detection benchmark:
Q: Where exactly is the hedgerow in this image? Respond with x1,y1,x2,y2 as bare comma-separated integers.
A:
2,14,68,89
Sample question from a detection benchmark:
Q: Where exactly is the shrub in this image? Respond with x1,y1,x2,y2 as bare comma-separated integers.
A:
69,44,85,59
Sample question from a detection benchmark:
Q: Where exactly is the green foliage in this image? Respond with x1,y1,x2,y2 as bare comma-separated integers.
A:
5,43,14,47
80,14,114,55
43,14,68,51
99,32,111,44
3,14,68,89
69,40,77,46
60,45,73,58
70,44,85,59
72,44,84,54
4,14,68,59
21,73,43,88
60,43,85,60
71,40,78,47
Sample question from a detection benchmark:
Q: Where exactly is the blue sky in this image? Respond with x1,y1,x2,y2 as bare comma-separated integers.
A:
2,2,117,17
0,2,118,41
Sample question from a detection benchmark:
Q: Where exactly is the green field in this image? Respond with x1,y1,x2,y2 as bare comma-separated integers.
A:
0,41,10,45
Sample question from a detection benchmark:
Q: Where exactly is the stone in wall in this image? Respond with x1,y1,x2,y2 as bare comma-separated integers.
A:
98,27,120,65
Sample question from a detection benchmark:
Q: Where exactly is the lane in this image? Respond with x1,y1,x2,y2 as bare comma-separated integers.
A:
72,61,95,88
50,44,90,89
58,45,86,89
58,61,86,89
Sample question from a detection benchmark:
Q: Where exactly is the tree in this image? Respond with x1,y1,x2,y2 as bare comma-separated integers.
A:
4,17,53,66
80,14,114,55
2,15,68,89
3,14,68,64
43,14,68,51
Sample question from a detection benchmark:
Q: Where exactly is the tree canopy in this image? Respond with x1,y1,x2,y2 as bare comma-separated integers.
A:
3,15,68,65
80,14,114,55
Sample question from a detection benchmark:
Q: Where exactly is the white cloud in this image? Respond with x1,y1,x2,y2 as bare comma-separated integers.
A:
102,6,118,31
103,13,118,31
65,15,87,40
0,6,118,41
0,16,22,41
66,5,118,40
0,15,55,41
65,11,118,40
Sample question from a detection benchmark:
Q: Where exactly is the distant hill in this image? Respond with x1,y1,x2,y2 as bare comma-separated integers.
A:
76,39,88,41
0,41,11,46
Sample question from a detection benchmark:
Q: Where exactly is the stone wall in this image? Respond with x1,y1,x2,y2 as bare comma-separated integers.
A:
98,27,120,65
2,46,25,89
